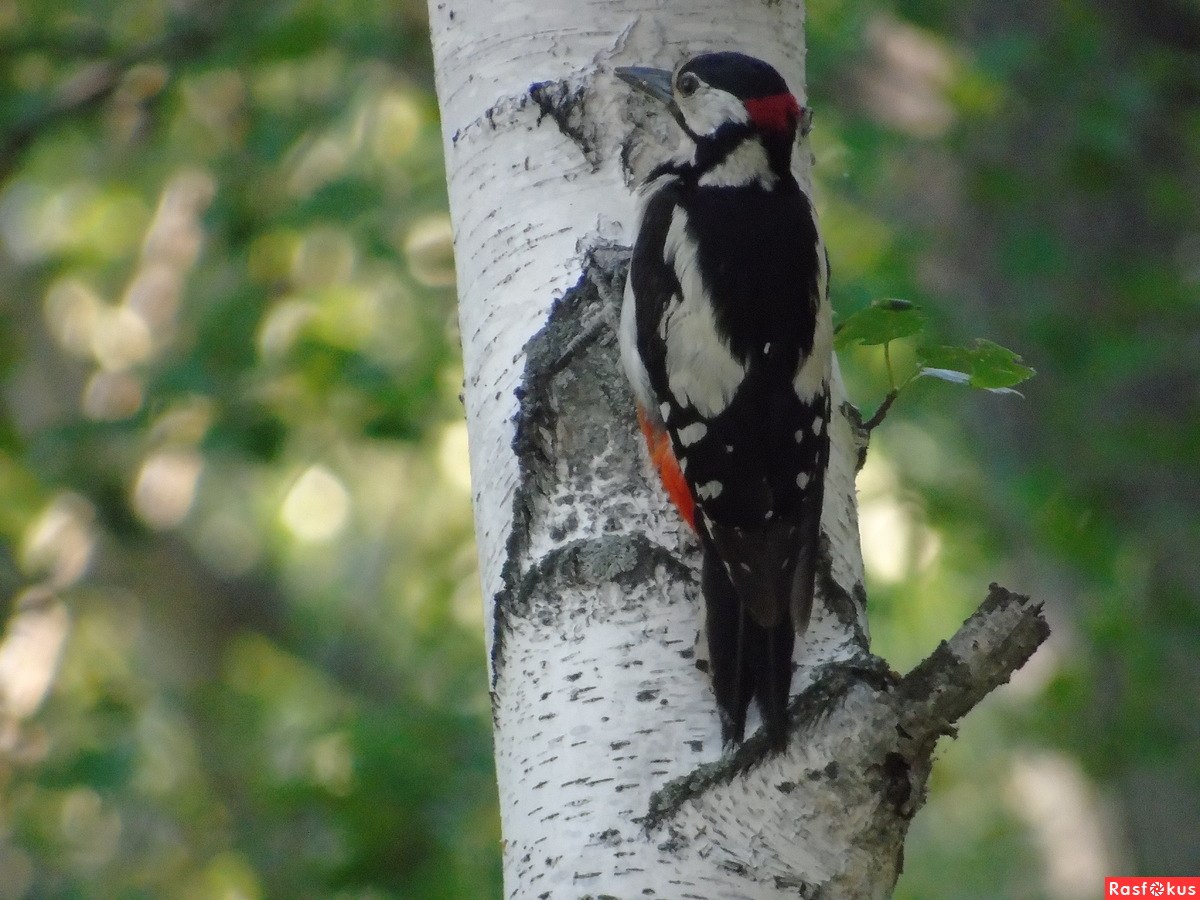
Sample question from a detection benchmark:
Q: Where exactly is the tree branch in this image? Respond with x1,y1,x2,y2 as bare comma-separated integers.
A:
640,583,1049,895
897,583,1048,743
862,388,899,431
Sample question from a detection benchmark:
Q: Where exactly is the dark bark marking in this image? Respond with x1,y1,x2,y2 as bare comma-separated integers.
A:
881,751,913,814
815,534,871,648
839,400,870,472
529,77,602,170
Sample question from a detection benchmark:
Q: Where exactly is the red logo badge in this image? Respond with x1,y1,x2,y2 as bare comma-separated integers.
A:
1106,878,1200,897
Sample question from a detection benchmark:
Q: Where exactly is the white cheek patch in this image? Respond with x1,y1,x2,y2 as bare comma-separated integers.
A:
662,208,746,418
679,86,750,137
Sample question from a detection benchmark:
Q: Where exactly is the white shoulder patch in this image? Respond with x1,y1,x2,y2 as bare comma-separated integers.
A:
793,227,833,402
619,272,656,415
679,86,749,138
662,208,746,418
793,296,832,402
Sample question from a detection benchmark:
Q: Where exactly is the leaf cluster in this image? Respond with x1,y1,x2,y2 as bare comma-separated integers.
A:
835,299,1035,424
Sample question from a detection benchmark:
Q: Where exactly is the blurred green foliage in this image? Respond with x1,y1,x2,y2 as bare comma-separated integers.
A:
0,0,498,896
0,0,1196,897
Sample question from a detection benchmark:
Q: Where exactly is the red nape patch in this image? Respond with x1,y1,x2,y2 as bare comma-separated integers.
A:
638,407,696,531
744,92,801,133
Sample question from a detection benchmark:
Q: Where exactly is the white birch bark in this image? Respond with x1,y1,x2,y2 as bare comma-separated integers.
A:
427,2,1048,896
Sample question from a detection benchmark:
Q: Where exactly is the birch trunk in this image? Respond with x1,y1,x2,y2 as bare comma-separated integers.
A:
427,2,1048,896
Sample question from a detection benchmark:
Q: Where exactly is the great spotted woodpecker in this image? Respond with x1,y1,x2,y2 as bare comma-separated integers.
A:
616,52,831,747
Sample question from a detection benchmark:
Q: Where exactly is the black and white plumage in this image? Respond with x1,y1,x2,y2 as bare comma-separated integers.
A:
616,52,832,747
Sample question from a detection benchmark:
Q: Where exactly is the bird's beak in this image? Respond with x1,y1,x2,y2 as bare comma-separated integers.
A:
616,66,689,132
615,66,675,107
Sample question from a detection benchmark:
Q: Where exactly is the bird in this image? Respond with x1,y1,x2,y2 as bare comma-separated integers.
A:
615,51,832,748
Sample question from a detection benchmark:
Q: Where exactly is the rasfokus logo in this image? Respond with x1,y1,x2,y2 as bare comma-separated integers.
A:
1106,878,1200,896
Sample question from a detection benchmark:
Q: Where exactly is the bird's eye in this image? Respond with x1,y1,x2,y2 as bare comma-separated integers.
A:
677,73,700,97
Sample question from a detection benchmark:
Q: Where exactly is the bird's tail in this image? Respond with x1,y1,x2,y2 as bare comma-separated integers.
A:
702,543,795,747
702,510,822,747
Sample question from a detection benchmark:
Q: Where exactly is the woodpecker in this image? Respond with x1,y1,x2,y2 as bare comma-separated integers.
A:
616,52,831,747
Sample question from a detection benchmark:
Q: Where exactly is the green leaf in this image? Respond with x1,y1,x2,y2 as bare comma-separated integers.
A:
917,339,1036,390
834,299,927,349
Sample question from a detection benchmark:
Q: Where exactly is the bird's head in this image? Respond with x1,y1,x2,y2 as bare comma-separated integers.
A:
616,52,804,151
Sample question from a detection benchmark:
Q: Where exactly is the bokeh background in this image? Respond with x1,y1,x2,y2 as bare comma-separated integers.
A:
0,0,1195,896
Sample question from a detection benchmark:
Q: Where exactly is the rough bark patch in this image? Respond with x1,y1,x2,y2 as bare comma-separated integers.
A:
491,240,632,682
